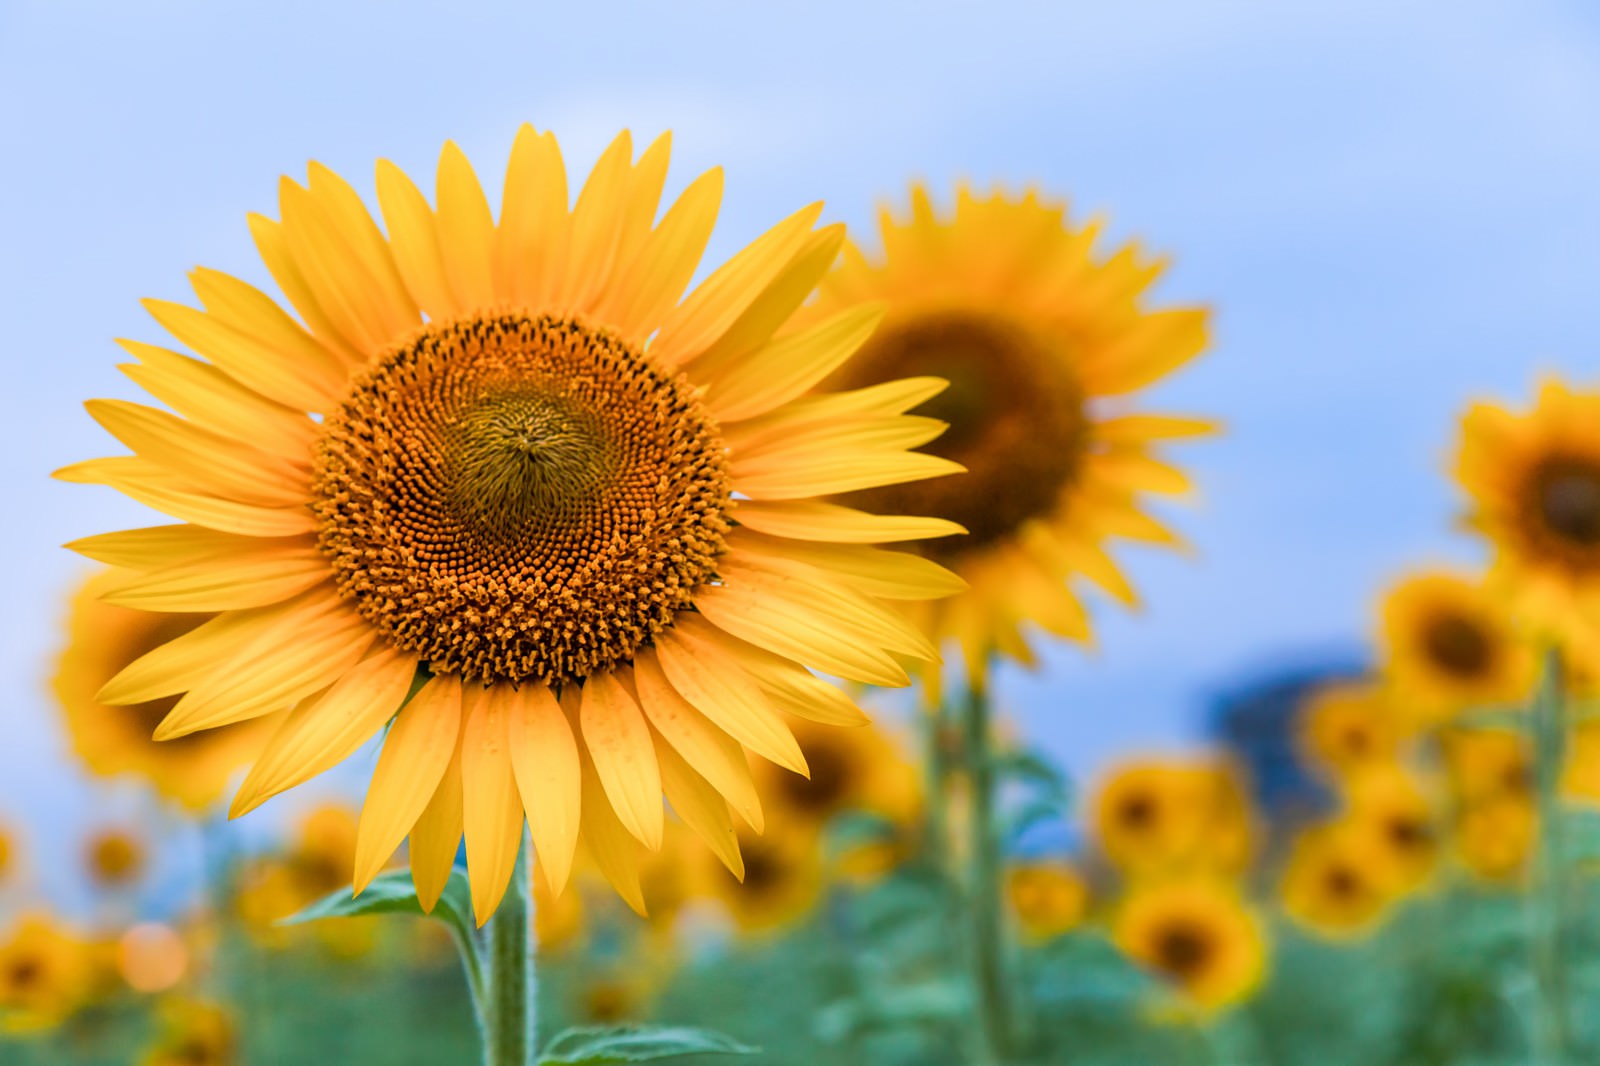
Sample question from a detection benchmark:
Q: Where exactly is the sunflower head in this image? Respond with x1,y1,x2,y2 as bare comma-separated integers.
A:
1442,727,1532,807
809,184,1212,678
137,998,235,1066
1378,568,1534,723
1279,822,1402,939
1563,721,1600,803
1455,379,1600,646
61,127,962,924
85,828,146,889
1454,794,1536,882
706,828,823,934
1343,769,1438,890
1006,861,1090,941
1090,760,1253,877
1113,880,1265,1013
0,914,99,1034
52,571,280,811
1295,681,1403,781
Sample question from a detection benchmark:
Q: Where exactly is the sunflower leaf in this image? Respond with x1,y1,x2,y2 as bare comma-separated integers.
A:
537,1024,759,1064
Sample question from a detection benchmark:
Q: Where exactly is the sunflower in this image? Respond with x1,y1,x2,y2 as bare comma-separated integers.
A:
1089,760,1253,878
0,823,14,884
59,127,962,924
84,827,147,889
1564,720,1600,803
52,570,280,811
1342,769,1438,891
1006,860,1090,941
235,804,376,955
1295,681,1403,781
138,998,235,1066
1441,727,1531,807
1378,568,1535,723
1113,880,1265,1013
703,827,823,934
0,914,100,1034
1454,794,1536,882
1455,379,1600,649
807,184,1211,679
1279,822,1402,939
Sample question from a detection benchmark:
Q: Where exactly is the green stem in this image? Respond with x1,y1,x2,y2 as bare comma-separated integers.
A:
924,698,952,874
483,837,537,1066
962,678,1012,1063
1529,646,1570,1066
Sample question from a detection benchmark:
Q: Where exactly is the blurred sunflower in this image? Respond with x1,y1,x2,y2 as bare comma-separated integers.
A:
1113,879,1264,1013
1090,760,1253,878
84,827,147,890
59,127,961,924
138,998,235,1066
704,828,823,934
1295,681,1403,781
1563,720,1600,803
533,862,586,953
53,571,280,811
0,914,100,1034
1343,769,1438,891
1441,727,1531,807
1455,379,1600,649
236,804,375,955
1378,568,1534,723
1455,794,1536,882
1280,823,1402,939
0,823,14,885
1006,860,1090,941
807,184,1211,679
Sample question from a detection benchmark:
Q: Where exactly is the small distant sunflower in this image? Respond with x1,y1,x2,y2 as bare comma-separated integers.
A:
704,828,823,934
1441,727,1531,807
808,184,1212,678
1295,681,1403,781
1454,794,1536,882
84,828,147,890
1279,823,1402,939
1113,880,1265,1013
53,571,280,811
1378,568,1534,722
60,127,959,924
138,998,235,1066
1090,760,1253,878
1343,770,1438,891
1455,379,1600,648
0,914,99,1034
236,804,374,955
1006,860,1090,941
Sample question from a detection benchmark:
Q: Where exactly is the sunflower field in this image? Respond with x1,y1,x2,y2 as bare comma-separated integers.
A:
5,4,1599,1065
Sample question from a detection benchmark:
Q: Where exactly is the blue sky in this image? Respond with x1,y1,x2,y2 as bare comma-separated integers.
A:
2,0,1598,905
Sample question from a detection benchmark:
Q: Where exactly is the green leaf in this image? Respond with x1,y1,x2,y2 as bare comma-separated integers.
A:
280,869,482,1002
537,1024,759,1064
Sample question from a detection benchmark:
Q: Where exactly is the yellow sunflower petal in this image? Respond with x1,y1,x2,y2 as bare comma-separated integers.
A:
376,159,459,320
693,579,910,687
100,543,328,612
505,684,581,896
577,749,647,915
435,141,497,312
54,457,316,538
460,684,526,925
410,731,465,914
655,738,743,878
731,499,965,544
704,303,884,423
354,674,463,893
494,125,569,309
97,600,297,706
607,166,722,340
653,619,807,774
141,297,343,413
557,130,634,314
65,524,285,571
632,648,763,831
579,670,663,850
229,646,419,817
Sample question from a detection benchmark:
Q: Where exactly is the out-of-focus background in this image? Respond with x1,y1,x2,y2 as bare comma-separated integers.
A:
3,0,1598,909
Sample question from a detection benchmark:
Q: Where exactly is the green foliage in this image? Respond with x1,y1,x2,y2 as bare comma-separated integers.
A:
537,1024,759,1064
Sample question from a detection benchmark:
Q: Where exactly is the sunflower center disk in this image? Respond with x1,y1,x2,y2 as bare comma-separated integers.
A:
837,310,1088,562
1421,612,1492,678
1533,461,1600,550
1154,924,1212,978
312,312,731,686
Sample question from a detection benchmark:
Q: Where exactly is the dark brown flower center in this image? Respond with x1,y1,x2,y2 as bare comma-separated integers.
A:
775,739,852,815
831,310,1087,562
1153,923,1212,979
740,843,782,895
1422,611,1494,679
1385,815,1431,853
1531,459,1600,552
4,955,41,993
1119,793,1156,829
313,312,731,686
1324,864,1361,900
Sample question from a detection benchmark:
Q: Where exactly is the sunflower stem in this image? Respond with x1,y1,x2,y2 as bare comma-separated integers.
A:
962,676,1013,1063
483,835,536,1066
1529,646,1570,1065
